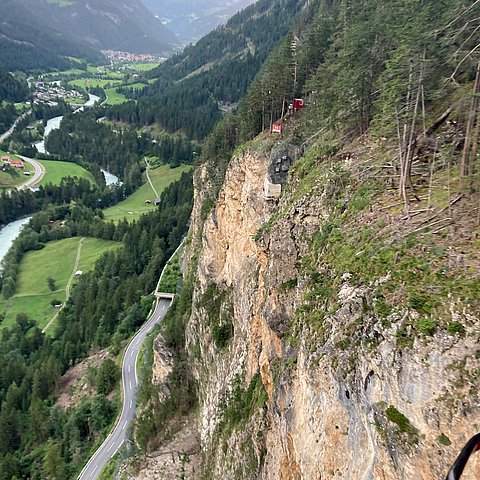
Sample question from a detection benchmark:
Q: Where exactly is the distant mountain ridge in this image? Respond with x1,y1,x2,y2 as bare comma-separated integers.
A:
0,0,104,71
142,0,256,43
106,0,307,140
17,0,177,54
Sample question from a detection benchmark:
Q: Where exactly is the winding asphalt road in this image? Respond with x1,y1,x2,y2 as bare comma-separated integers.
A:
0,109,31,144
17,156,45,190
77,298,172,480
0,108,45,191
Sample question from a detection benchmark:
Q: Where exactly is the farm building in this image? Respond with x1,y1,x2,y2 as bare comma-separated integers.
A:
10,160,24,169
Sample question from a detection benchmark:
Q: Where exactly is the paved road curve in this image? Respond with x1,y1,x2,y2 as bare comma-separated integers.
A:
77,298,172,480
17,156,45,190
0,109,31,144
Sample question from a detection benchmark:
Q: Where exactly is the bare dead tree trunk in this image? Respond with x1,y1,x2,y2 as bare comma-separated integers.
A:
405,77,422,195
470,107,480,192
398,60,423,215
396,109,407,205
461,61,480,179
269,94,273,131
427,139,438,210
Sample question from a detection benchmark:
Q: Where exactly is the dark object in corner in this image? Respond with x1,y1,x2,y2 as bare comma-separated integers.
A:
446,433,480,479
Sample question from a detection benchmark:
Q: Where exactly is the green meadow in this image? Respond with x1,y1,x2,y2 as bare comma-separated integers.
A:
0,237,121,330
38,160,96,186
104,88,128,105
103,164,191,222
121,63,159,72
68,78,123,89
103,82,146,105
122,82,147,90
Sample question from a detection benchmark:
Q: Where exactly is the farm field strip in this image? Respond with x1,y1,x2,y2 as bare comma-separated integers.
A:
0,237,121,330
38,159,96,186
103,164,191,222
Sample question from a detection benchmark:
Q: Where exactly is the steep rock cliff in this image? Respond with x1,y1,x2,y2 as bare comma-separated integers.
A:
179,127,480,479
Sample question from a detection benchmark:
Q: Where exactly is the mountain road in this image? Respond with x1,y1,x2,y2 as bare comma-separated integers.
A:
77,298,172,480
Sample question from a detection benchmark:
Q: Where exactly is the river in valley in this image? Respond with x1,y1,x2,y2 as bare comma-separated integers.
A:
0,217,32,266
35,93,100,154
33,93,118,186
0,93,119,265
101,169,119,186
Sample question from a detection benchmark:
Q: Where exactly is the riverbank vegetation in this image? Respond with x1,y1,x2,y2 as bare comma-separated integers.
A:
0,177,116,225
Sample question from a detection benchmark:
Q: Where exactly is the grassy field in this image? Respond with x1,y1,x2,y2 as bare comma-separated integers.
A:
104,88,128,105
104,82,147,105
69,78,123,89
38,160,96,186
0,151,34,189
14,103,30,112
123,82,148,90
0,237,121,330
121,63,159,72
65,96,86,105
103,164,191,222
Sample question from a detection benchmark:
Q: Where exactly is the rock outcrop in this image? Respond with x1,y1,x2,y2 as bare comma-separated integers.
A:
176,132,480,479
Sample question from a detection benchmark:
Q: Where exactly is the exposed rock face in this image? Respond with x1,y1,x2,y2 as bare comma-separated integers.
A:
151,335,174,396
176,136,480,478
132,418,200,480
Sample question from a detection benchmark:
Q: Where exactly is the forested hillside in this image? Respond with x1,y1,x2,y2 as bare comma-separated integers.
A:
128,0,480,479
106,0,308,140
0,69,29,103
0,173,193,479
0,1,103,72
16,0,176,55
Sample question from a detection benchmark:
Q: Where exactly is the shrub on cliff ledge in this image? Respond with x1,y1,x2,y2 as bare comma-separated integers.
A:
385,405,418,444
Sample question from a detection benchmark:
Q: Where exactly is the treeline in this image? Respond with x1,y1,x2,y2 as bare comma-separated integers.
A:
105,0,306,141
0,68,29,103
46,109,195,174
0,101,73,156
46,110,146,184
32,101,72,123
0,171,193,479
239,0,479,140
152,134,195,167
0,176,132,225
106,94,219,141
0,103,18,136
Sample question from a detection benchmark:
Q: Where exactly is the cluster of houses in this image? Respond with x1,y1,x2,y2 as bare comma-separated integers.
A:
34,81,83,105
101,49,166,64
1,155,30,175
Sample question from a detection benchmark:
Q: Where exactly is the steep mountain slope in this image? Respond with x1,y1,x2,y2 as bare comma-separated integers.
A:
130,0,480,478
106,0,308,139
0,68,29,103
142,0,256,43
16,0,177,55
0,0,103,71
